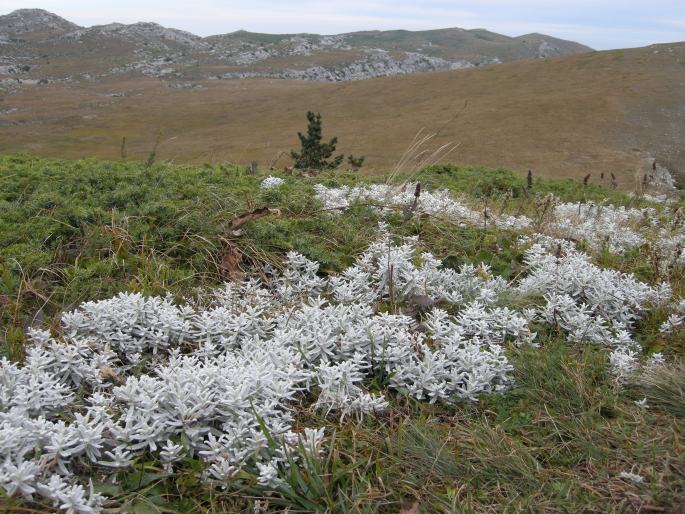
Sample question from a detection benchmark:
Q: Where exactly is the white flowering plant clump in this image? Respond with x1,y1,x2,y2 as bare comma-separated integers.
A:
260,176,285,189
511,238,671,383
1,211,675,511
618,471,646,484
313,183,533,230
0,231,541,511
608,349,666,380
314,183,685,257
654,215,685,271
545,202,652,253
636,192,674,204
660,299,685,334
518,241,671,344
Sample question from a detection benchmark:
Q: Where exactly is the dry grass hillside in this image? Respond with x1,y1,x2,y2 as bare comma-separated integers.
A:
1,42,683,187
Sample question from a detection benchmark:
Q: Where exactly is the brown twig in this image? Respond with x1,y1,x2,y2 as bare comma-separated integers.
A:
219,207,281,280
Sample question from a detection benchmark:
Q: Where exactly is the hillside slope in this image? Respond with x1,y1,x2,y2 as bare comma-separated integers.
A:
0,42,682,186
0,8,591,83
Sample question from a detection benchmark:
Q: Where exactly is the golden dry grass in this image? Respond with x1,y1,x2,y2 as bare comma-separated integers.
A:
0,42,683,186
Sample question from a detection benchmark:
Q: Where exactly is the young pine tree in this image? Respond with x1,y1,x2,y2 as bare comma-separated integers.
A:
347,155,365,171
291,111,344,170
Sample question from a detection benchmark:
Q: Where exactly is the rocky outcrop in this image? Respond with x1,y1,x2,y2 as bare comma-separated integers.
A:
646,158,678,191
0,8,79,38
215,49,483,82
62,22,208,51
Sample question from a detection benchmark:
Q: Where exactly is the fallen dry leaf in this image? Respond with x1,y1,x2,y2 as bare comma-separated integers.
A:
220,242,243,280
100,366,125,385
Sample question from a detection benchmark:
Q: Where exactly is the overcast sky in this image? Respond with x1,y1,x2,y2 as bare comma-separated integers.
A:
3,0,684,50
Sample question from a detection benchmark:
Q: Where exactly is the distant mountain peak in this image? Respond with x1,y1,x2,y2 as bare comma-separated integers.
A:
0,8,80,37
9,8,56,16
5,8,77,24
517,32,548,38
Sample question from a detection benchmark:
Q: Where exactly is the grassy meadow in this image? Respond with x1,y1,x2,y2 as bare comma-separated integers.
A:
1,153,684,513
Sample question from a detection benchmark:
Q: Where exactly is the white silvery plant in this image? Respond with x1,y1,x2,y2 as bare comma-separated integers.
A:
7,225,673,511
315,183,685,257
0,357,74,416
518,242,671,337
313,183,533,230
655,220,685,269
61,292,196,363
608,348,665,380
546,202,652,253
260,176,285,189
1,234,532,512
330,225,511,305
272,251,326,300
660,299,685,334
314,354,389,421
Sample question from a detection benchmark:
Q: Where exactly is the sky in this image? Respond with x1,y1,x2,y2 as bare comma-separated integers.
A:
2,0,684,50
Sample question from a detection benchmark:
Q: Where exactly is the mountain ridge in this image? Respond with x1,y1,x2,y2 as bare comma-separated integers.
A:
0,8,593,83
1,8,593,44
